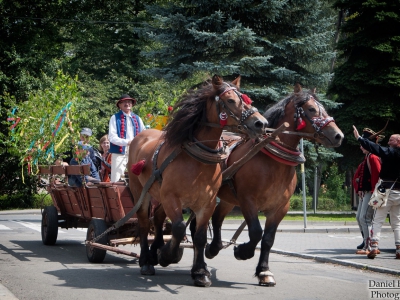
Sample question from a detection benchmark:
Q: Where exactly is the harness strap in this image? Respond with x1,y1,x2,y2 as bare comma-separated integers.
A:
223,220,247,249
152,142,165,184
182,140,230,165
222,122,289,181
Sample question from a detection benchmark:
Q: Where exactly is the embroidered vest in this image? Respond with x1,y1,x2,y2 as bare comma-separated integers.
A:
109,111,143,154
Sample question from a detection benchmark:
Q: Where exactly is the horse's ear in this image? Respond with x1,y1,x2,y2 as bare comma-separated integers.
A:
312,87,317,94
232,75,241,89
212,74,223,86
294,83,302,93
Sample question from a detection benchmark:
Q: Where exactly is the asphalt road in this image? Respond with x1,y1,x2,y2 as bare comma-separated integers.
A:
1,211,400,300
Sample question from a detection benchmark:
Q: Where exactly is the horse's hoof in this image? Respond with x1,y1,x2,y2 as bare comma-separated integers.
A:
157,249,170,267
172,247,184,264
193,274,212,287
233,246,243,260
258,270,276,287
140,264,155,275
205,243,216,259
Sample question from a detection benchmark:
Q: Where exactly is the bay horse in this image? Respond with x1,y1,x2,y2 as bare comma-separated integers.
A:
127,75,269,287
200,83,344,286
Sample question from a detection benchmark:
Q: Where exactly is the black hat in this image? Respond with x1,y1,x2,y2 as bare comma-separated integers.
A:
116,94,137,107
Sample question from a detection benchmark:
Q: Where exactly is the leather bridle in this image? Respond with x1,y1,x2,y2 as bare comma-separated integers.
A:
214,83,259,130
294,94,335,138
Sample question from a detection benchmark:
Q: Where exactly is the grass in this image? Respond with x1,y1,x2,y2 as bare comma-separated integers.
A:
223,212,357,222
183,209,357,222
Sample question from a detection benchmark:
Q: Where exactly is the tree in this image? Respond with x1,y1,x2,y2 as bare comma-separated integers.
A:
328,0,400,169
139,0,337,106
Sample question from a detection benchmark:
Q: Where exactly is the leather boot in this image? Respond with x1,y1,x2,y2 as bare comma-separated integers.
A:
368,242,379,259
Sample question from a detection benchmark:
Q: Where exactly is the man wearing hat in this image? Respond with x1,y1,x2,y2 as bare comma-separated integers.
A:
353,125,400,259
352,128,382,254
108,94,145,182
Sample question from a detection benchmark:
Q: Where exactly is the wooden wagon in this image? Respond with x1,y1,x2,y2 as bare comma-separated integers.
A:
38,164,181,263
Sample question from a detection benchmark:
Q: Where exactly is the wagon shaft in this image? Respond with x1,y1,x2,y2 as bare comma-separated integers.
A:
109,235,173,246
86,242,140,258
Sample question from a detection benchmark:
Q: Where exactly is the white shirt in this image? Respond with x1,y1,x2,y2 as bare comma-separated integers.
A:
108,111,145,147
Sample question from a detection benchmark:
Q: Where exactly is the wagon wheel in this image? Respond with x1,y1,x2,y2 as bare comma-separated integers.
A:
41,206,59,245
86,219,108,263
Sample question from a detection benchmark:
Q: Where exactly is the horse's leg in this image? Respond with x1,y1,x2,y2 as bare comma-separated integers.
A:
157,199,186,268
233,199,263,261
205,200,235,259
191,208,213,287
256,202,289,286
135,192,155,275
149,204,167,265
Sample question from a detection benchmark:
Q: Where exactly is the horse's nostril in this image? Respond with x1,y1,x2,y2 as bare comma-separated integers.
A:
335,133,343,141
255,120,264,128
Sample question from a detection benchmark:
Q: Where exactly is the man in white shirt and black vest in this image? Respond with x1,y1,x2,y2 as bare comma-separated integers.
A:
108,94,145,182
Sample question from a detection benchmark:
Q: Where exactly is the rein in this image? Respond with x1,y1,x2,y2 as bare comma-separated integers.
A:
222,122,289,181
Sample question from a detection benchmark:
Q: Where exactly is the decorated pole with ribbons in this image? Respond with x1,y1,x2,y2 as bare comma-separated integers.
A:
5,72,83,182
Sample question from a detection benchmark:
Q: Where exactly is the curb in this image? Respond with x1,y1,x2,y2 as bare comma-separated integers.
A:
217,238,399,277
270,248,400,276
0,283,18,300
0,209,42,215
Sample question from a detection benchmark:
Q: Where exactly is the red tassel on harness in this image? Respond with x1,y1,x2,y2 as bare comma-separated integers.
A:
296,119,306,131
241,94,253,105
219,112,228,128
131,159,146,175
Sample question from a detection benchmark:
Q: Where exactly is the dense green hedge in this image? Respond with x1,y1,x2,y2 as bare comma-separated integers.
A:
0,193,52,210
289,194,350,211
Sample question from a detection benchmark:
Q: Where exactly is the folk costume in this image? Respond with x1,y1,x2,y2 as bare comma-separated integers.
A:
353,128,382,254
108,94,145,182
357,128,400,259
99,152,112,182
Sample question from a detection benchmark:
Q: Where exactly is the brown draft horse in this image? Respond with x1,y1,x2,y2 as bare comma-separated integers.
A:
200,84,344,286
127,75,268,287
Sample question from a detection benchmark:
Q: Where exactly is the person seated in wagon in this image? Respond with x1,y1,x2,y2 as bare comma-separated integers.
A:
68,142,100,187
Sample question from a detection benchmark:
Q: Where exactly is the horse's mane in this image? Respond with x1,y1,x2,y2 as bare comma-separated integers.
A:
163,81,215,148
263,89,317,128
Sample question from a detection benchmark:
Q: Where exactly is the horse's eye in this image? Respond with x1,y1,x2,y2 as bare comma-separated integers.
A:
309,108,317,113
227,99,236,104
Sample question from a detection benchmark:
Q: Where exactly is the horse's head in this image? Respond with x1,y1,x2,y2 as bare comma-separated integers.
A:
290,84,344,148
211,75,268,139
265,84,344,148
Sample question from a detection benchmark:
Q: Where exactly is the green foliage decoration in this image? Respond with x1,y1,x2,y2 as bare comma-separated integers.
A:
3,71,83,179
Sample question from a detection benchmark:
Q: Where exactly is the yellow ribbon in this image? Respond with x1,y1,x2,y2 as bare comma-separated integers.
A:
55,133,69,151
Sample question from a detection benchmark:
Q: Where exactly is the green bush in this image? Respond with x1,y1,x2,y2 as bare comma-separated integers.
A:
32,193,53,209
289,194,350,211
320,163,350,206
0,192,53,210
